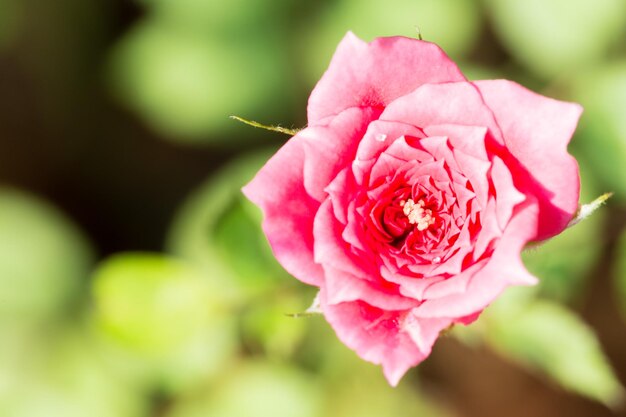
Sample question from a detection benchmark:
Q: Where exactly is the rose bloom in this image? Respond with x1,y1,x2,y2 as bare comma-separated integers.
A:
243,33,581,385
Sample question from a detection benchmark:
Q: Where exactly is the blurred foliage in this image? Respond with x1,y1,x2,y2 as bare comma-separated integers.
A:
166,362,323,417
612,230,626,322
92,253,217,353
571,62,626,202
137,0,295,36
2,0,626,416
108,6,296,144
485,0,626,79
0,188,93,322
460,287,625,407
166,151,297,305
521,159,604,304
0,327,146,417
0,0,19,49
90,252,237,393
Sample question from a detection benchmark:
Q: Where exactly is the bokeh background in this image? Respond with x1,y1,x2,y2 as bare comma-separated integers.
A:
1,0,626,416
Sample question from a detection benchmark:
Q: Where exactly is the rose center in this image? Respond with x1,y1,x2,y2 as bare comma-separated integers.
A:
400,198,436,231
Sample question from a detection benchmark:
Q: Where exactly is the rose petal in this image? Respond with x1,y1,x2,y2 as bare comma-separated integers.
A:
401,311,452,354
342,205,369,252
380,82,502,139
325,168,355,225
421,260,488,300
302,107,381,202
308,32,466,124
324,264,419,310
413,201,539,318
314,199,375,280
379,136,433,165
472,198,502,260
419,136,459,171
452,149,491,210
423,124,489,161
242,139,323,286
356,120,425,163
368,151,412,182
320,291,427,386
474,79,582,240
382,266,445,300
491,156,526,229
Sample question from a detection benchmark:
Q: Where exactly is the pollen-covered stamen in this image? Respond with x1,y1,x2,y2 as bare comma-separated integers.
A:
400,198,436,231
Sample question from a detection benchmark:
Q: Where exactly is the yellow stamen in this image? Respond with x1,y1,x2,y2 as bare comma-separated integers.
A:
401,199,435,231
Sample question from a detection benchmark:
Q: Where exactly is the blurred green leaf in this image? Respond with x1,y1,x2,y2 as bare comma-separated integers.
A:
138,0,294,38
108,21,295,144
167,361,323,417
0,326,145,417
212,196,285,287
0,188,93,322
167,151,292,305
0,0,20,49
522,158,604,303
457,63,505,81
611,228,626,322
300,0,482,85
91,252,237,392
484,288,624,407
571,62,626,201
485,0,626,78
324,368,453,417
90,252,226,368
239,292,309,359
89,316,237,394
92,252,216,353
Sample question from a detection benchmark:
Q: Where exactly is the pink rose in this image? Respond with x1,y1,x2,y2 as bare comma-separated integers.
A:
243,33,581,385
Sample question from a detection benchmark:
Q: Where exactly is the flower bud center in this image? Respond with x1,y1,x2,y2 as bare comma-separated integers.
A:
400,198,435,231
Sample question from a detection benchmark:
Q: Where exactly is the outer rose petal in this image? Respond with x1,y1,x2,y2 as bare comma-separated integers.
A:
313,199,371,280
302,107,381,202
320,289,451,386
242,138,323,286
307,32,466,124
474,80,582,240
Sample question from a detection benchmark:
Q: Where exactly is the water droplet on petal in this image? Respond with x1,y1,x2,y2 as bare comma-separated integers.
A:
375,133,387,142
433,256,441,264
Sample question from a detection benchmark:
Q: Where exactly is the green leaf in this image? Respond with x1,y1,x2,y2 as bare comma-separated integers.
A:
0,188,93,323
522,161,605,303
107,21,295,144
570,62,626,202
485,0,626,78
136,0,294,38
0,0,20,49
239,292,309,359
166,361,323,417
166,151,292,305
484,289,624,407
0,326,146,417
324,369,453,417
90,252,237,391
92,252,217,353
611,228,626,323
